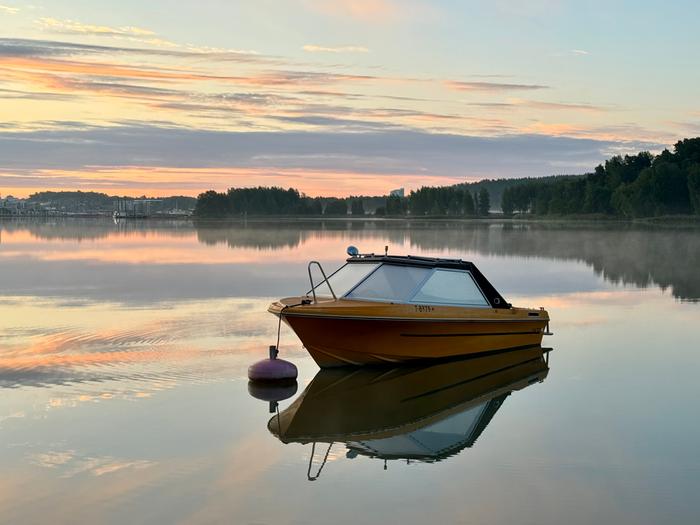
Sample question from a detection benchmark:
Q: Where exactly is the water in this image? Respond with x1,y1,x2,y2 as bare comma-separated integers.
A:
1,218,698,525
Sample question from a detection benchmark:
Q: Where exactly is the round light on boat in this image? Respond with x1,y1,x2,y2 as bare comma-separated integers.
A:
347,245,359,257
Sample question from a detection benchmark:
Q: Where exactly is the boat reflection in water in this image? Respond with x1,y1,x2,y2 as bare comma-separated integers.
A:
267,345,551,479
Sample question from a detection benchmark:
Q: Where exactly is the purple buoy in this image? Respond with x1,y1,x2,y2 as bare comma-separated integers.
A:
248,345,298,383
248,380,297,402
248,379,297,413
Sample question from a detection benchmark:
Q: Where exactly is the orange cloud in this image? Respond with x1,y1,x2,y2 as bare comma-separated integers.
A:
0,55,381,98
0,166,464,198
1,56,247,83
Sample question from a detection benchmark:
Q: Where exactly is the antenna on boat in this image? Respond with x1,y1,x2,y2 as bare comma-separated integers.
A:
384,245,388,256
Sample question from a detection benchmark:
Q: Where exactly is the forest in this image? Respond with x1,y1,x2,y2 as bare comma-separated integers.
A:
193,137,700,219
194,186,492,218
501,138,700,217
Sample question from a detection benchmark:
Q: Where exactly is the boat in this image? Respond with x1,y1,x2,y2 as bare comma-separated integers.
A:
267,346,550,479
268,247,551,368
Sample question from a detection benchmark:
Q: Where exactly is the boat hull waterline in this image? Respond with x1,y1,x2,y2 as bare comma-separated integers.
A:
269,297,549,368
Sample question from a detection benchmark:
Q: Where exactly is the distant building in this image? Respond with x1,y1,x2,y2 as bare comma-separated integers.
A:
1,195,19,206
1,195,29,215
389,188,405,198
114,199,161,219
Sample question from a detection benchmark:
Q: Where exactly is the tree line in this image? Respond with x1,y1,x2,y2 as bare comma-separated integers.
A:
501,138,700,217
457,174,577,211
401,186,490,216
194,187,366,217
194,186,492,218
194,136,700,219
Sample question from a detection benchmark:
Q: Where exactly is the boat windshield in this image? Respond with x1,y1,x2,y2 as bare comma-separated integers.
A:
346,264,430,302
310,262,380,297
343,263,489,306
412,269,489,306
346,398,495,459
310,261,492,307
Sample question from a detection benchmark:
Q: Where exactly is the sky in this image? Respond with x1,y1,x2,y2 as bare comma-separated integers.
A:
1,0,699,197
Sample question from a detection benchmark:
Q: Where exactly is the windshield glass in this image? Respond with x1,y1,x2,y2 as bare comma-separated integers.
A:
310,262,380,297
411,269,489,306
346,264,430,302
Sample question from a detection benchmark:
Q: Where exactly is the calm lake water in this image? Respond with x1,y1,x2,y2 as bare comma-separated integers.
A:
1,218,699,525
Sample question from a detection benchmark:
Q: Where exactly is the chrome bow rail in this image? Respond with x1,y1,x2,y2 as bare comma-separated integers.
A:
307,261,337,303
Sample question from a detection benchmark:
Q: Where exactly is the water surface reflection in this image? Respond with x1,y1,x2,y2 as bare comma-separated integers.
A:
268,346,550,479
0,218,699,524
2,218,698,301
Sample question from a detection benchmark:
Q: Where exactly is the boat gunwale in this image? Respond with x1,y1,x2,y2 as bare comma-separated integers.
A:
274,311,549,323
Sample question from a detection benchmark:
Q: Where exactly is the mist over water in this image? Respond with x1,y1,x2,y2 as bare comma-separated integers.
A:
1,218,699,524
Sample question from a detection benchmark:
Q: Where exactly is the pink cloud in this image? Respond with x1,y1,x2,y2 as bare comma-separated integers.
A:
304,0,401,22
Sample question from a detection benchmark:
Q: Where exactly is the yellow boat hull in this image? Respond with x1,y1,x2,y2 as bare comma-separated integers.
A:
269,297,549,368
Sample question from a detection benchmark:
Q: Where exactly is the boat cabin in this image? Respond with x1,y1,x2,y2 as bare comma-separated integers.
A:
311,252,510,309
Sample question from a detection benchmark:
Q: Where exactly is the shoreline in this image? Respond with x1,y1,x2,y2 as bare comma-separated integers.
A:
2,214,700,228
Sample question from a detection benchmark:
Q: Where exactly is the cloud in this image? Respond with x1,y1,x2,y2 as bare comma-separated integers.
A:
2,56,231,83
552,49,592,58
520,100,604,112
464,102,515,108
0,55,379,91
270,114,403,130
303,0,400,22
254,69,377,85
0,38,382,94
34,18,185,50
673,120,700,135
525,122,583,136
302,44,369,53
48,80,184,99
0,39,453,134
0,37,265,62
446,80,549,92
183,44,259,56
0,124,663,197
0,87,75,101
36,17,157,37
578,123,676,143
0,4,19,14
0,36,660,174
469,99,606,113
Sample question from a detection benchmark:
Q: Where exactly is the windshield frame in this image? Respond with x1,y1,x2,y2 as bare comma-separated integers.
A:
307,261,382,298
312,261,491,308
